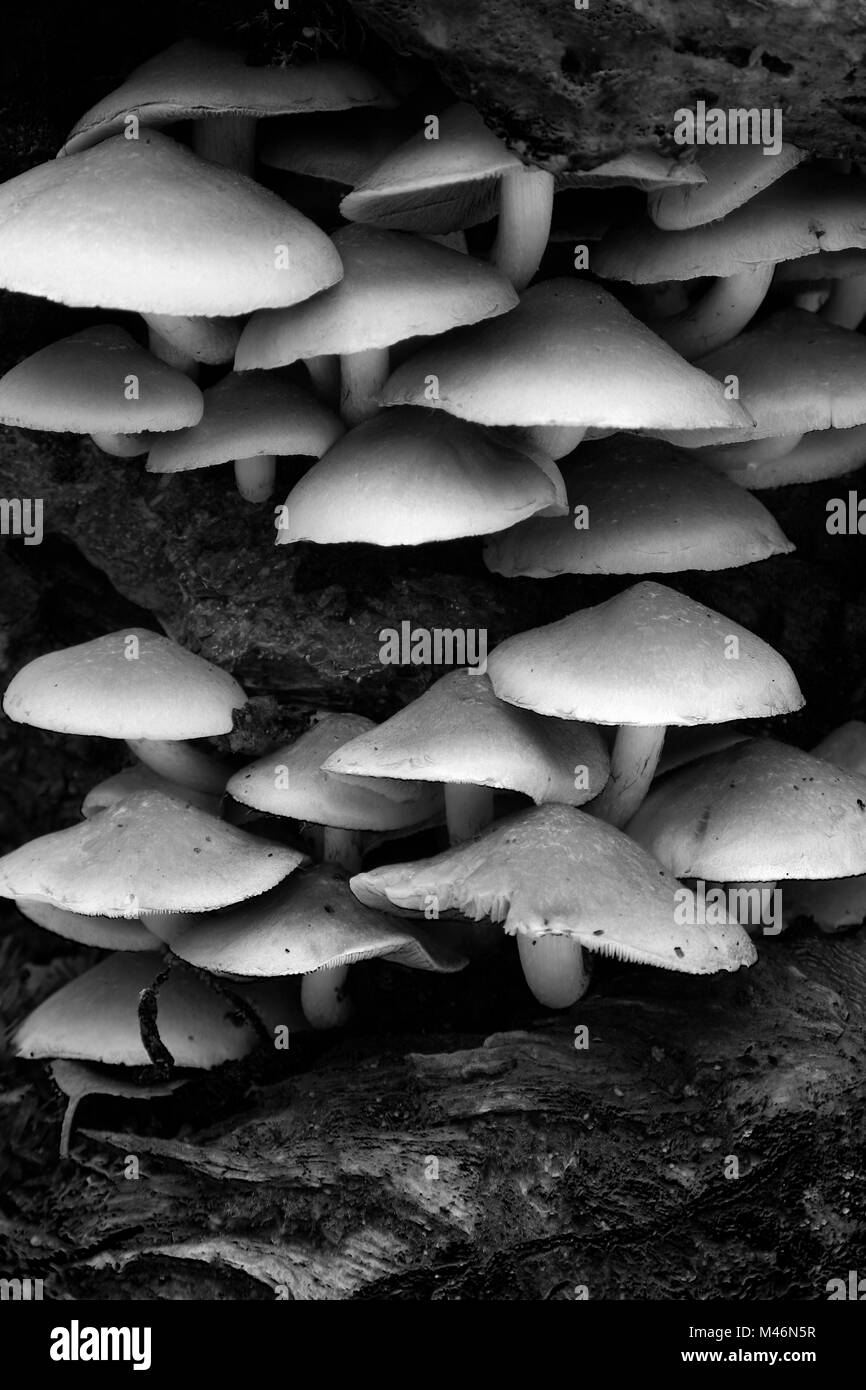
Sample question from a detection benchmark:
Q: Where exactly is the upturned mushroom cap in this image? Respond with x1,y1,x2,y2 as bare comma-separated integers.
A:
146,863,466,977
276,408,565,546
235,225,518,370
648,144,806,230
340,102,519,233
0,791,305,915
146,371,344,475
227,712,443,831
628,738,866,881
351,804,756,974
382,280,753,431
0,326,203,435
16,898,161,952
486,581,804,727
595,168,866,282
322,668,609,805
0,131,342,316
14,952,304,1067
701,424,866,490
3,628,247,740
484,436,793,577
61,40,396,155
557,150,706,192
259,109,411,187
81,765,221,818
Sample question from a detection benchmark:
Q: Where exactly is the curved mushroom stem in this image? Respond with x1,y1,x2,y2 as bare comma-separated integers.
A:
444,784,494,845
491,166,555,292
518,424,586,462
306,354,341,408
126,737,232,797
234,455,276,503
592,724,667,829
340,347,391,426
517,933,590,1008
144,317,200,379
638,280,690,318
820,274,866,330
322,826,366,874
193,114,257,175
650,263,774,360
89,431,148,458
301,965,353,1030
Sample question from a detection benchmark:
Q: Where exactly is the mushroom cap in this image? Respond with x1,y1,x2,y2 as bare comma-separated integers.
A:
0,131,343,316
484,436,793,577
774,247,866,283
61,40,396,155
0,791,304,915
701,423,866,490
486,581,804,727
340,102,518,233
381,280,753,431
351,804,756,974
322,668,609,804
276,407,565,546
259,109,410,186
595,168,866,282
14,952,304,1067
657,311,866,447
628,738,866,881
557,150,707,193
16,897,161,951
3,628,247,740
0,326,203,434
146,863,466,977
648,144,806,230
812,720,866,777
81,764,221,818
226,712,443,831
235,225,518,369
147,370,343,474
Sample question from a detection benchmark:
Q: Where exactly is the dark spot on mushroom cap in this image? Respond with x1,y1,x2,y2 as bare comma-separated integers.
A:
674,947,684,958
593,929,604,936
323,904,334,914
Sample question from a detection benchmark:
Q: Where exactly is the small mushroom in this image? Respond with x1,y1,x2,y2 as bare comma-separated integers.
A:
15,898,161,952
81,764,221,818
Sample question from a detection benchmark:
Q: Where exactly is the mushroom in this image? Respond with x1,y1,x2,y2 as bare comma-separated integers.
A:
146,863,466,1030
785,723,866,932
235,225,518,425
146,369,344,503
647,144,806,230
486,581,804,828
258,108,411,222
558,149,708,194
340,102,555,291
276,407,566,546
350,804,756,1009
3,628,246,796
322,667,609,845
15,898,161,952
484,435,793,578
81,764,221,818
0,325,203,458
696,424,866,491
381,279,753,460
0,130,342,376
60,38,395,174
775,247,866,330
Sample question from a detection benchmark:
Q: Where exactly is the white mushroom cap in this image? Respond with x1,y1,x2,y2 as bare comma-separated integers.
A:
648,144,806,230
351,804,756,974
487,582,804,727
322,668,609,804
81,765,221,818
558,150,707,193
700,424,866,490
16,898,161,952
3,628,247,740
628,738,866,881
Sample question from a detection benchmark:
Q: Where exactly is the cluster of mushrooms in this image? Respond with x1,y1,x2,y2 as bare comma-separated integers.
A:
2,38,866,1146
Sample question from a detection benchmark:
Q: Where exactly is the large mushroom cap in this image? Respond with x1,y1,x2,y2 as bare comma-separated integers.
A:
61,40,396,155
16,898,161,952
351,804,756,974
648,144,806,230
628,738,866,881
484,436,793,577
14,952,303,1067
323,668,609,805
147,371,344,475
226,712,443,831
382,280,753,431
3,628,247,740
276,407,565,546
235,225,518,370
0,326,203,435
0,791,305,916
0,131,342,316
487,581,804,727
146,863,466,978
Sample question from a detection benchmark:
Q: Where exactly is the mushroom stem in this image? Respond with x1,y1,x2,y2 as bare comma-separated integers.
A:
322,826,366,874
234,455,276,503
306,353,341,408
516,932,590,1008
89,431,148,458
491,166,555,292
820,274,866,330
444,783,495,845
145,317,201,379
638,280,690,318
301,965,353,1029
340,347,390,426
592,723,667,829
126,737,232,797
193,114,258,175
650,263,774,360
520,424,586,461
